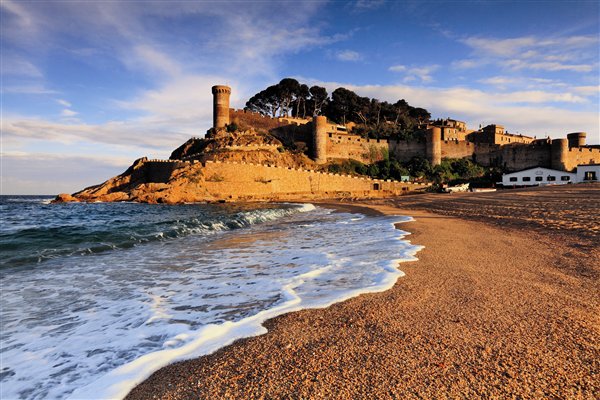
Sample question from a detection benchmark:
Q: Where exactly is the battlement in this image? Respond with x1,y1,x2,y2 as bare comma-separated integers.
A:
211,85,231,95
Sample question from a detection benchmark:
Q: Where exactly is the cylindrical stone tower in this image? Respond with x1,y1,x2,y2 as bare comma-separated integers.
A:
566,132,586,148
211,85,231,130
551,138,569,171
426,126,442,167
313,116,328,164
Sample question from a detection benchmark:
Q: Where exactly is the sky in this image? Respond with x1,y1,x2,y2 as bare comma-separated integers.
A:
2,0,599,194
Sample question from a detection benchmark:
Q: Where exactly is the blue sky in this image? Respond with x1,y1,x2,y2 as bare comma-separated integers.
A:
2,0,599,194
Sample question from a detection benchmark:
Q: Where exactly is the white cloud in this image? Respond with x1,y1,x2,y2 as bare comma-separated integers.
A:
1,56,43,77
506,59,594,73
2,115,191,152
388,65,407,72
125,45,182,77
61,109,78,117
57,99,72,107
451,59,481,69
1,85,58,94
458,34,599,74
335,50,362,62
574,85,600,95
389,64,439,83
353,0,386,11
1,152,133,195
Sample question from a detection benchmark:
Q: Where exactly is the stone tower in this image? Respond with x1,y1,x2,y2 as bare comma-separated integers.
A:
212,85,231,130
551,138,569,171
313,116,328,164
426,126,442,166
566,132,586,148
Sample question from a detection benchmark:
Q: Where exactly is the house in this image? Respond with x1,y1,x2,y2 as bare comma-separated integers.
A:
501,167,576,187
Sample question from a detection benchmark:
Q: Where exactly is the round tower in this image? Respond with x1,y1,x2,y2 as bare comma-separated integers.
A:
551,138,569,171
566,132,586,148
313,116,328,164
211,85,231,130
426,126,442,167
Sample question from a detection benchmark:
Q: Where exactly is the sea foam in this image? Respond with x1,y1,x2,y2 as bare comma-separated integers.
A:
1,203,421,399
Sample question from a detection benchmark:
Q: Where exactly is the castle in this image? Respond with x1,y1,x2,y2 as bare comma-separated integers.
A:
213,85,600,173
56,84,599,204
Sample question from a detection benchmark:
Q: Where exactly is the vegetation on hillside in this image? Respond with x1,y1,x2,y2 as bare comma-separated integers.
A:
328,156,502,187
245,78,430,139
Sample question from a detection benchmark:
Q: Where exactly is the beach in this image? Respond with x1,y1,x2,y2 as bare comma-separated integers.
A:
127,184,599,399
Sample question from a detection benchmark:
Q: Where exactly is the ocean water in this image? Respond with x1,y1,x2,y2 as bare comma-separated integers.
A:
0,196,422,399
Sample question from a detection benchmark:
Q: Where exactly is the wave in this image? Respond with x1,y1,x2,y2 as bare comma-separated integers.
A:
0,203,315,269
1,204,422,399
69,214,421,400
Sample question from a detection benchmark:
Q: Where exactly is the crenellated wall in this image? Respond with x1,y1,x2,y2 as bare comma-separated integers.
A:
137,158,425,201
563,146,600,171
199,160,421,200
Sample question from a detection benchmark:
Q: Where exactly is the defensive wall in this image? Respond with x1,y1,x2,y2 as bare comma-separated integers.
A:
199,160,420,200
138,159,424,201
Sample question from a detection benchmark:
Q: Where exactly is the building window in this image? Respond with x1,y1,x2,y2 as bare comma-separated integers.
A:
561,176,570,181
373,183,381,190
522,177,531,182
328,133,332,138
535,176,543,181
547,176,556,181
509,177,518,182
584,171,597,181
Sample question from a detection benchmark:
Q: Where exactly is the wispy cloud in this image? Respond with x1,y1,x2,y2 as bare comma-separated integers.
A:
1,56,43,77
389,64,439,83
457,34,599,74
352,0,386,11
1,152,133,195
60,109,78,117
335,50,362,62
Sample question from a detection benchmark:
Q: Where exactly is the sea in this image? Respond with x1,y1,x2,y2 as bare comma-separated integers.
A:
0,195,422,399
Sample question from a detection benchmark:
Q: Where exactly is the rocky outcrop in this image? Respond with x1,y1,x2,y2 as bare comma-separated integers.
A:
52,193,80,203
53,128,416,204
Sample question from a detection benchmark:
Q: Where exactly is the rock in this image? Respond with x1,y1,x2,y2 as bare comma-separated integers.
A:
52,193,80,203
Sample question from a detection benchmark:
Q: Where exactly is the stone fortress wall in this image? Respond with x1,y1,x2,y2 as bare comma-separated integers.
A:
199,160,419,201
138,158,422,200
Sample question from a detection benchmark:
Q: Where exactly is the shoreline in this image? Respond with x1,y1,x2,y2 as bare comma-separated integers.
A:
127,185,599,399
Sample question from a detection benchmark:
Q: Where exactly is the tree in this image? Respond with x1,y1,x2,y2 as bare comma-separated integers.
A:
292,84,310,118
309,85,328,116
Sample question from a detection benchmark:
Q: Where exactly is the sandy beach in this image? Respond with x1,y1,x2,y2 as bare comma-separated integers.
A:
127,184,599,399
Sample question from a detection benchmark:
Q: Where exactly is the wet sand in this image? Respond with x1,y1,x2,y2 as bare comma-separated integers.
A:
127,184,599,399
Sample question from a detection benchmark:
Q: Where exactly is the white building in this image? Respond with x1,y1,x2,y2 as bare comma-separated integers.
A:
501,167,576,187
576,164,599,183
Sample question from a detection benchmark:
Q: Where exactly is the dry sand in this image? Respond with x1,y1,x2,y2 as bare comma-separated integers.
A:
127,184,599,399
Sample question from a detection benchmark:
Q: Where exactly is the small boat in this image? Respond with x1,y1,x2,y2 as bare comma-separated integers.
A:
443,183,470,193
471,188,497,192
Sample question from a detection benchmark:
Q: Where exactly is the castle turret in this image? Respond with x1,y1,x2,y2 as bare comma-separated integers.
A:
567,132,586,148
551,138,569,171
426,126,442,166
212,85,231,130
313,116,328,164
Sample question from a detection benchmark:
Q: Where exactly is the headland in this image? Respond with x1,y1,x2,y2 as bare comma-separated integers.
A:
127,184,599,399
54,82,599,204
